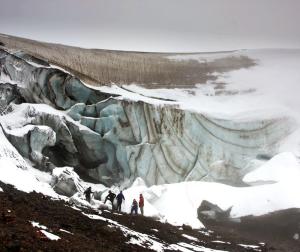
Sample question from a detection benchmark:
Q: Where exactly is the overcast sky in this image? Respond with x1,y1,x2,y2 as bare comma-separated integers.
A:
0,0,299,52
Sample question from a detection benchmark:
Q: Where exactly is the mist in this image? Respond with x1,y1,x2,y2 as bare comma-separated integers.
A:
1,0,300,52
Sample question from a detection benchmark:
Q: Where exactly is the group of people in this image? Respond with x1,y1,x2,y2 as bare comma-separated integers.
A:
84,187,144,215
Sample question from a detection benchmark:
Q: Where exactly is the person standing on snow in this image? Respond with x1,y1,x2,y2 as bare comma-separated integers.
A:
139,194,144,215
131,199,138,215
84,187,93,203
104,190,116,210
116,190,125,212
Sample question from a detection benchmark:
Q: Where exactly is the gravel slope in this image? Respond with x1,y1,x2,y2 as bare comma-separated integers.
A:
0,181,269,252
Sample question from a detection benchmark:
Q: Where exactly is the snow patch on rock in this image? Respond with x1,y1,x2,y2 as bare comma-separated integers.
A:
59,228,73,235
238,243,260,249
30,220,61,240
182,234,199,242
40,230,61,241
30,221,47,230
170,242,227,252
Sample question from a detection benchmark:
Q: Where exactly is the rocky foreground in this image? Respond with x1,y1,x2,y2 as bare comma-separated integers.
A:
0,181,273,252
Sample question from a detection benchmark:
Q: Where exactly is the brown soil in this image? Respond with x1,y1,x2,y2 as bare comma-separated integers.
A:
0,33,256,88
0,181,271,252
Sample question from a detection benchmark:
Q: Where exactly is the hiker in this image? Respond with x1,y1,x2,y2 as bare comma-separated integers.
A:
131,199,138,215
104,190,116,210
84,187,93,203
116,190,125,212
139,193,144,215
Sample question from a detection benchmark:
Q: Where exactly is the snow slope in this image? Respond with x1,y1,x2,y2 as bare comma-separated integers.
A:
243,152,300,184
0,157,56,196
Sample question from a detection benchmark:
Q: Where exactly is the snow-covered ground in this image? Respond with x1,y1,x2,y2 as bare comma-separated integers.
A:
0,157,57,197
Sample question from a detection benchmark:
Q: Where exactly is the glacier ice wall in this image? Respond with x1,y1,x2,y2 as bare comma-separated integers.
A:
0,48,294,186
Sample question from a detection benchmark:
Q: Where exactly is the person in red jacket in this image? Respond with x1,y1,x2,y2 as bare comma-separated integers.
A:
139,194,144,215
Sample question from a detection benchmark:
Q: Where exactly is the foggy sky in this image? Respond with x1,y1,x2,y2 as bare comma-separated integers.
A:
0,0,299,52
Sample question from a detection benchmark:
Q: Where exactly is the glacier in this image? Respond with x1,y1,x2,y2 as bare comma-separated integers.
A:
0,47,297,187
0,39,300,231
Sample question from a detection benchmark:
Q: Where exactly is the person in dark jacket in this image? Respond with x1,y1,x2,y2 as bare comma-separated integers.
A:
131,199,138,215
84,187,93,203
139,193,144,215
116,191,125,212
104,190,116,210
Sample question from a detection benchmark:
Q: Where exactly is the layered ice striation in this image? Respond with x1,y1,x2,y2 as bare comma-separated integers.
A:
0,48,294,186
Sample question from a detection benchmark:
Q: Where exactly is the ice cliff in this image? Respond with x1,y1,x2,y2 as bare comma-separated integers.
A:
0,47,295,186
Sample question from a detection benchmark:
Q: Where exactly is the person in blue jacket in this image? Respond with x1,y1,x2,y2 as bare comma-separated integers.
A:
116,190,125,212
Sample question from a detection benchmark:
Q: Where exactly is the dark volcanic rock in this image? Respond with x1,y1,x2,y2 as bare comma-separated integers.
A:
198,201,300,252
198,200,233,223
0,181,270,252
